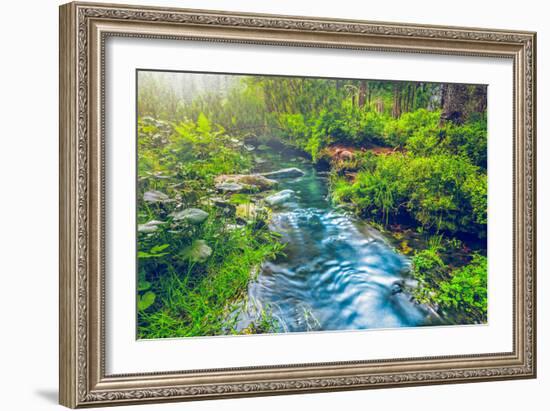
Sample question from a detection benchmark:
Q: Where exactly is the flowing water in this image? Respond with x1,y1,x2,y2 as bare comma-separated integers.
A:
237,147,440,333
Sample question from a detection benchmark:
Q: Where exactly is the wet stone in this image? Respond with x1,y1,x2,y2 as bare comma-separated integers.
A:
143,190,169,203
170,208,208,224
261,167,305,179
265,189,295,206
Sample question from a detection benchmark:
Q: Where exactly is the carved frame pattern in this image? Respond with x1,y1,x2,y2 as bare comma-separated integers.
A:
59,2,536,408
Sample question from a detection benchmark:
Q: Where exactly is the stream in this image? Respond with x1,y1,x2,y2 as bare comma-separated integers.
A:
236,146,441,333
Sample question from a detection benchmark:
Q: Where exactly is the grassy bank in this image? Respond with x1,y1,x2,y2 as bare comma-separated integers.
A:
137,115,284,338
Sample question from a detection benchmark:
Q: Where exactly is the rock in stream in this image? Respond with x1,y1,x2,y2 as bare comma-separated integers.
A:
260,167,305,179
265,189,295,206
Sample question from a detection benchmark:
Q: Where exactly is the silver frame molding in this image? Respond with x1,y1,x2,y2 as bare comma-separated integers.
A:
59,2,536,408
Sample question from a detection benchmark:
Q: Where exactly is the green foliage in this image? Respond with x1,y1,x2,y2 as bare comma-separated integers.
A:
278,113,309,147
385,109,440,147
229,194,251,205
411,251,487,324
138,243,170,259
406,117,488,169
358,111,387,144
138,114,252,206
330,177,355,204
138,291,156,311
137,279,152,291
410,247,447,302
305,134,322,162
136,114,284,338
277,105,391,155
444,118,488,169
438,254,487,323
331,153,487,237
138,215,284,337
196,112,212,134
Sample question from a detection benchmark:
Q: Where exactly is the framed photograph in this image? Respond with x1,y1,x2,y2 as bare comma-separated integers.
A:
59,1,536,408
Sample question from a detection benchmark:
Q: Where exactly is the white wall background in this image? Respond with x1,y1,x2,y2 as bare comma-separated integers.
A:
0,0,546,409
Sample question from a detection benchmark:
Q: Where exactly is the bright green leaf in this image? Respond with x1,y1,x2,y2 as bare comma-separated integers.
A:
138,291,156,311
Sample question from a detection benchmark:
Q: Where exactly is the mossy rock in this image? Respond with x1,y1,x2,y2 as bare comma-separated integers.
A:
170,208,209,224
180,240,212,263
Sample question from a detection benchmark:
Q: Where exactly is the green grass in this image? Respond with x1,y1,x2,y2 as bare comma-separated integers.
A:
138,222,283,338
329,152,487,237
136,114,285,338
411,248,487,324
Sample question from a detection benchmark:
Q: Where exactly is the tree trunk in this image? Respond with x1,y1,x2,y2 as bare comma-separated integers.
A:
367,84,372,106
471,85,487,114
375,97,384,114
440,83,469,125
358,80,367,108
411,84,417,111
392,84,402,118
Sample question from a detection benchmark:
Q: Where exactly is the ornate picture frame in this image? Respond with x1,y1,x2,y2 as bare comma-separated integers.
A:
59,1,536,407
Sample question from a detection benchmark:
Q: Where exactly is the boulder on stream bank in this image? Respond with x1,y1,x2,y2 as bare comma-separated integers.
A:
215,182,245,192
170,208,209,224
143,190,171,203
215,174,277,192
138,220,165,233
179,239,212,263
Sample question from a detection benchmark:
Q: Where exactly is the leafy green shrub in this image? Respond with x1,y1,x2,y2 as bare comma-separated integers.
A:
437,254,487,323
357,111,388,145
384,109,440,147
305,133,322,162
463,171,488,228
136,114,284,338
313,107,358,143
443,118,487,169
405,116,487,168
331,153,487,237
137,213,284,338
278,112,309,146
331,177,356,204
349,156,403,223
402,154,480,233
279,104,394,153
411,250,487,324
405,130,442,157
171,114,252,183
410,247,447,303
